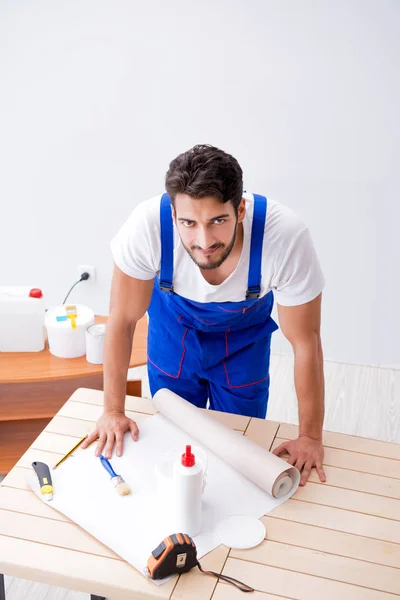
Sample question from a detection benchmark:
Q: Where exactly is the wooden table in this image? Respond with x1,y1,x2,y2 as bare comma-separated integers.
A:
0,316,147,473
0,388,399,600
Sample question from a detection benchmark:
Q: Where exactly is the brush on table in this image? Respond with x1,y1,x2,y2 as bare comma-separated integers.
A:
99,455,131,496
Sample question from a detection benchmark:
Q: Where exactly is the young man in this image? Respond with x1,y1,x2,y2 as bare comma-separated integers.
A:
83,145,326,486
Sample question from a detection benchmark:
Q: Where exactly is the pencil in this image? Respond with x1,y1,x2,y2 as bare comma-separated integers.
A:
53,435,89,469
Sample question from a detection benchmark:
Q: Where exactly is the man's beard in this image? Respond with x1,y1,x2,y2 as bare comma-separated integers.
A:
182,221,238,270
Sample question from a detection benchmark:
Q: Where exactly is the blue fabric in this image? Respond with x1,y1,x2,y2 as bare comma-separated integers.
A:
246,193,267,297
147,193,279,418
159,194,174,291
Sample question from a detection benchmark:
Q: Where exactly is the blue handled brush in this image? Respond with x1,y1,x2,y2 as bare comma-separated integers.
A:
99,455,131,496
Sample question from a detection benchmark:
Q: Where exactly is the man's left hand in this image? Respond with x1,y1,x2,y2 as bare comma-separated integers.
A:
273,435,326,486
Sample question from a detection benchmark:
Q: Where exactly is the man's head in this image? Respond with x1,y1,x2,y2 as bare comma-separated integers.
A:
165,144,245,270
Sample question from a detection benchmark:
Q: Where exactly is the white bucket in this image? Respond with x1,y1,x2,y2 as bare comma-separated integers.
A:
45,304,95,358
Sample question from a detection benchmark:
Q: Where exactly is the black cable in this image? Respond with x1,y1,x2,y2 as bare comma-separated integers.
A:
63,272,90,304
197,563,254,593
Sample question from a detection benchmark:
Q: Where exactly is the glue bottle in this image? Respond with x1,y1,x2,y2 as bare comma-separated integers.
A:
173,445,203,536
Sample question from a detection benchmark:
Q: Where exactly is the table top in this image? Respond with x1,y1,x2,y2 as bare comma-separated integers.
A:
0,389,399,600
0,316,148,383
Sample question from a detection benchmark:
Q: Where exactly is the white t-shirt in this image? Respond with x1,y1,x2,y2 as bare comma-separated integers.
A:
110,192,325,307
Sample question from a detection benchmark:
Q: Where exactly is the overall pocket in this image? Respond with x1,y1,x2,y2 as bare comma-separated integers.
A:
147,316,189,378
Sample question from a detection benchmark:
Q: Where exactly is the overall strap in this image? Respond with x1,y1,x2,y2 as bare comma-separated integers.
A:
246,194,267,298
159,193,174,292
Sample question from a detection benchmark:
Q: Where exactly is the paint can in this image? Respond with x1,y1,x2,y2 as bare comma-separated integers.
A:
85,323,106,364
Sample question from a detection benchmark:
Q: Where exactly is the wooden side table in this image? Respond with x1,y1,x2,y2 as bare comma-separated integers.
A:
0,316,148,473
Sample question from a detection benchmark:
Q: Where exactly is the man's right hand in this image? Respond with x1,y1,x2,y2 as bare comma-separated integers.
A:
81,410,139,459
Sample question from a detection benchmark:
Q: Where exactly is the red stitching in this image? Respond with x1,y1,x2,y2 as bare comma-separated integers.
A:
147,328,188,378
217,306,245,313
223,328,269,388
195,316,218,325
216,294,268,314
223,360,269,388
178,312,217,325
225,328,230,355
243,294,268,313
187,295,268,325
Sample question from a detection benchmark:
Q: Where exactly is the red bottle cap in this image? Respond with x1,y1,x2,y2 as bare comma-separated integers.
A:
29,288,43,299
181,445,195,467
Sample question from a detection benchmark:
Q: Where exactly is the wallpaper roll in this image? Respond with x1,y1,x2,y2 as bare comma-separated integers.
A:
153,389,300,499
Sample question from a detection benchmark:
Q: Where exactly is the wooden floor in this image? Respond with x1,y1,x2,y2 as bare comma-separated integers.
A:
268,355,400,444
1,356,399,599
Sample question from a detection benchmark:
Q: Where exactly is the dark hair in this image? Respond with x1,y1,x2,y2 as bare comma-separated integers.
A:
165,144,243,213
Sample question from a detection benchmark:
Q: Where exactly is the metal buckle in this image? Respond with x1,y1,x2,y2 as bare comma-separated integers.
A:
159,281,174,293
246,287,260,299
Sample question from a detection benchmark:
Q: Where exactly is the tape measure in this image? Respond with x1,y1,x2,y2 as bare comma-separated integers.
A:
145,533,197,580
145,533,254,593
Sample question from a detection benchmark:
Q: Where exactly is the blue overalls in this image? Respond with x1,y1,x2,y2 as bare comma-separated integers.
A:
147,193,279,418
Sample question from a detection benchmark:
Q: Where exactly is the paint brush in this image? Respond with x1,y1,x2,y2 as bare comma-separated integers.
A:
99,455,131,496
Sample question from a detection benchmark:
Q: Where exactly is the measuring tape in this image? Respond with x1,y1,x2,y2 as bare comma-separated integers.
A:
145,533,254,593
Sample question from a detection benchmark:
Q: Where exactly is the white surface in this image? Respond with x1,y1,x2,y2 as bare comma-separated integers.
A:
110,193,325,307
76,264,96,285
216,515,266,549
44,304,94,358
28,407,298,582
0,286,45,352
0,1,399,367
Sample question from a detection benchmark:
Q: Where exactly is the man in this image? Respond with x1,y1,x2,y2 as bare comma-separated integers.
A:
83,144,326,487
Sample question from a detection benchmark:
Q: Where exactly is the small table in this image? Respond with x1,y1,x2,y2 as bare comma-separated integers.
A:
0,316,148,473
0,388,399,600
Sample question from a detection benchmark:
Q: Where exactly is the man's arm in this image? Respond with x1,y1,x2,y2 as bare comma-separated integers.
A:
104,265,154,413
82,265,154,458
273,293,326,486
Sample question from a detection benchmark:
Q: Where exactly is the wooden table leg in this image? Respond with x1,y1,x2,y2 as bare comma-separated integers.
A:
0,573,5,600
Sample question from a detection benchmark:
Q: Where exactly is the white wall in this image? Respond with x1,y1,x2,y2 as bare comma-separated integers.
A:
1,0,399,367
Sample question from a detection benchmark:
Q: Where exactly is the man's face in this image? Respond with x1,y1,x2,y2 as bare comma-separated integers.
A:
173,194,245,270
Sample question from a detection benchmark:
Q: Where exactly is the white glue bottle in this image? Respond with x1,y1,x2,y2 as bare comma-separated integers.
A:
173,445,203,536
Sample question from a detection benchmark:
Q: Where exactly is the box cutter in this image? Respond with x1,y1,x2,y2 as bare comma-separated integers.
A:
32,461,53,501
